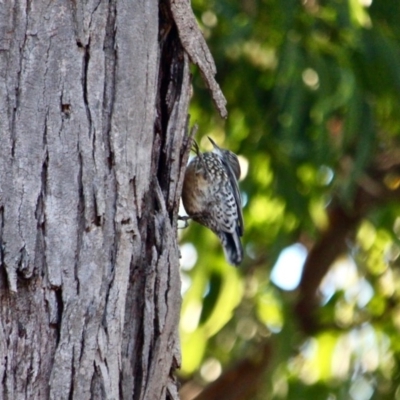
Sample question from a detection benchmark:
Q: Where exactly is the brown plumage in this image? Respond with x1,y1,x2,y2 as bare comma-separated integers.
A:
182,138,244,266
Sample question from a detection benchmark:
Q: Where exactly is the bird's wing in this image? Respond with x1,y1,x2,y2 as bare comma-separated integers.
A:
221,158,244,236
212,188,241,234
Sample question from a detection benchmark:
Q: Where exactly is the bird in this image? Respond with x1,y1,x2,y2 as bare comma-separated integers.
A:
181,137,244,266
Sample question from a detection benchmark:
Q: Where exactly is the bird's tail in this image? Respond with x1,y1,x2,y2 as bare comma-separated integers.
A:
218,230,243,266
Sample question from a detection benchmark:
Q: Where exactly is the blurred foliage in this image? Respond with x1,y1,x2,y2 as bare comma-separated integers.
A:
178,0,400,399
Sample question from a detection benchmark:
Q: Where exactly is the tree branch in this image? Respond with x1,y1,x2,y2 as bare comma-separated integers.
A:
169,0,228,119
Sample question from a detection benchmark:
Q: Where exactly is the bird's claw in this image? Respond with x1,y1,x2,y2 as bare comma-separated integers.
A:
191,140,200,156
178,215,191,229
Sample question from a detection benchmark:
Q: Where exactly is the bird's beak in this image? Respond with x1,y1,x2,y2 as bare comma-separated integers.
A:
208,136,219,149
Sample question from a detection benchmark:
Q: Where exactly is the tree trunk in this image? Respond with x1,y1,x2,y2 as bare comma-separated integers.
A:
0,0,223,398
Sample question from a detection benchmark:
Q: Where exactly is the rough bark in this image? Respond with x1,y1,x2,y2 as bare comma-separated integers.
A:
0,0,218,398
